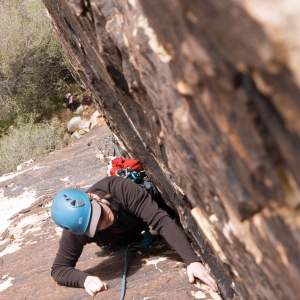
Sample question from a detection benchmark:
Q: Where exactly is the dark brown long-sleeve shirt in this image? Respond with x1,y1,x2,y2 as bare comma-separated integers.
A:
51,176,200,287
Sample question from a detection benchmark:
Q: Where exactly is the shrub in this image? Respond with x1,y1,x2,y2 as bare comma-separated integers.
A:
0,0,75,122
0,116,66,176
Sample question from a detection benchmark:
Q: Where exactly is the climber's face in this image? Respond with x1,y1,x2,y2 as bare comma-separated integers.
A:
87,192,114,231
97,202,114,230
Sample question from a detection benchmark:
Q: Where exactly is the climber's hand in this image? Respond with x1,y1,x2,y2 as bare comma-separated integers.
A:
84,275,108,296
187,262,219,293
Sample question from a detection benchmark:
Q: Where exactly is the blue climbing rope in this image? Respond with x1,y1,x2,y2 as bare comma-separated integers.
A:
120,245,131,300
119,231,153,300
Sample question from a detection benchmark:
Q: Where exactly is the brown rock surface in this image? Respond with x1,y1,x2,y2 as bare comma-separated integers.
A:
0,223,220,300
12,0,300,299
0,125,221,300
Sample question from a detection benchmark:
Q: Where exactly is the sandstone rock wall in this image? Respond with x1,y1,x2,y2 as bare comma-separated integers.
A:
41,1,300,299
2,126,217,299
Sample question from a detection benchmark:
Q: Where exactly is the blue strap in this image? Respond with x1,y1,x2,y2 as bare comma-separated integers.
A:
120,245,131,300
136,230,153,249
119,231,153,300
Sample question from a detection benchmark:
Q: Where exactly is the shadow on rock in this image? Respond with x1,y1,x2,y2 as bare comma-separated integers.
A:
83,238,183,285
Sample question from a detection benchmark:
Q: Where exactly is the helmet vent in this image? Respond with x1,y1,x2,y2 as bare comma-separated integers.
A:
65,199,85,207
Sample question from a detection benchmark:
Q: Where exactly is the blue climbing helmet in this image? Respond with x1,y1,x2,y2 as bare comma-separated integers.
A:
51,189,101,237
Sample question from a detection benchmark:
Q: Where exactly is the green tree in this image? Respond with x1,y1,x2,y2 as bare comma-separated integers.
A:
0,0,74,125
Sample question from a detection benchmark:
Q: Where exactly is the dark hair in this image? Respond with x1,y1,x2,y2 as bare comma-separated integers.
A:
91,190,113,202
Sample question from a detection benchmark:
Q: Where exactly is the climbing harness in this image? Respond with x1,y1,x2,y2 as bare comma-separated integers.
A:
120,231,153,300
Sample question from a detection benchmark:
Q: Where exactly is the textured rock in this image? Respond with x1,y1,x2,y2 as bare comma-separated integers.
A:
0,222,221,300
0,125,112,236
16,159,34,171
67,116,81,132
90,111,105,129
0,125,221,300
79,120,91,130
38,1,300,299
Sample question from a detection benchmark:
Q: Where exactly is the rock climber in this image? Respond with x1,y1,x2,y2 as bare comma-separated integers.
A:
51,176,219,296
64,92,81,111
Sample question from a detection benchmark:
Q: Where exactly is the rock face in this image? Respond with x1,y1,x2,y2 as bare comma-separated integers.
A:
0,126,222,300
40,1,300,299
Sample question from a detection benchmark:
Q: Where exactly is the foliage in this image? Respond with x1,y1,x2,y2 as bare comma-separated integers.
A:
0,115,66,176
0,0,75,122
